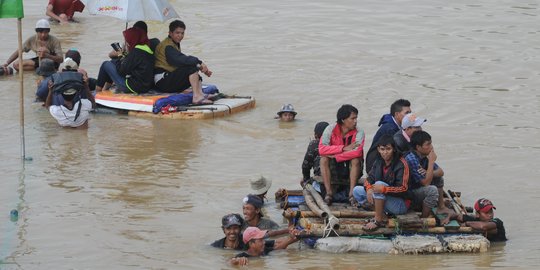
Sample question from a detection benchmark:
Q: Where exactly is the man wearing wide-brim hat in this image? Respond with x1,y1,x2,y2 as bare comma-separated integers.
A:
276,103,297,122
250,176,272,203
2,19,63,72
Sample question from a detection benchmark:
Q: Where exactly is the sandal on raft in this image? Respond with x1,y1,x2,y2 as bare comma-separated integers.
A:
192,94,214,105
324,194,333,206
349,196,358,207
362,219,387,232
359,202,374,211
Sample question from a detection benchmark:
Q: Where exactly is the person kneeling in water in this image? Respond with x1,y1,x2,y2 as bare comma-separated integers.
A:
46,72,95,128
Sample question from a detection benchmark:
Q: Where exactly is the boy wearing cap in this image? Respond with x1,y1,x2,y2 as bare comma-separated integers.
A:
301,121,329,185
3,19,63,72
230,227,300,266
393,113,426,154
365,99,411,171
276,104,297,122
405,131,450,218
448,198,507,242
211,214,246,250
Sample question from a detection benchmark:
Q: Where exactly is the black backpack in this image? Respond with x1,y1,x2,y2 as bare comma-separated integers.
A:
51,72,85,121
51,72,85,94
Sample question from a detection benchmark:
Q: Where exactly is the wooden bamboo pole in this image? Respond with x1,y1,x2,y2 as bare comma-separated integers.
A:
302,189,326,218
304,217,437,228
443,189,465,215
305,184,340,230
283,209,375,219
302,222,475,237
17,18,26,159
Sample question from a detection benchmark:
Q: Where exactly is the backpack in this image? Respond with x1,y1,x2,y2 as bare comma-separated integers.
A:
51,72,85,121
51,72,85,94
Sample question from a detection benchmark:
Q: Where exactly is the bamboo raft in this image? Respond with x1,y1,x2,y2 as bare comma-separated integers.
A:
275,187,490,253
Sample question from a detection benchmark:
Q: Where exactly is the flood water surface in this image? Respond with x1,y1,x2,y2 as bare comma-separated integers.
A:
1,0,539,269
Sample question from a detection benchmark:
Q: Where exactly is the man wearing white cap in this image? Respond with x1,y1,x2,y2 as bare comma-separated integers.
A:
2,19,63,72
393,113,427,153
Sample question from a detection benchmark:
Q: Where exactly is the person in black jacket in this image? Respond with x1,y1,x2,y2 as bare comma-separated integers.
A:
352,134,410,231
95,27,154,94
365,99,411,172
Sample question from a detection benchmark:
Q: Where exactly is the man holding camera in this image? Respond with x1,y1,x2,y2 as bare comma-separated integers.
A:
45,71,95,128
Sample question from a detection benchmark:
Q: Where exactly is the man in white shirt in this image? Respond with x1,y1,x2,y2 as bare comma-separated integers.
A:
45,72,95,128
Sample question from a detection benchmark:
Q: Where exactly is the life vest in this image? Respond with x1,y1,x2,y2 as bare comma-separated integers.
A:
154,37,179,72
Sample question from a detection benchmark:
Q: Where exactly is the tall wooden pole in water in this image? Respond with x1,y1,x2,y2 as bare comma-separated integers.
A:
17,18,26,159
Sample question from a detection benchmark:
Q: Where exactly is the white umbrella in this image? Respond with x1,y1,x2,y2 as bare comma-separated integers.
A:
82,0,179,22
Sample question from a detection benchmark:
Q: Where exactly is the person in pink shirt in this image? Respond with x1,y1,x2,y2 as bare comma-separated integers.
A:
318,104,365,206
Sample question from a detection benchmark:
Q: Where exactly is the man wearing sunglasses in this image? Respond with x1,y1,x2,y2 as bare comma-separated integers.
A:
2,19,63,72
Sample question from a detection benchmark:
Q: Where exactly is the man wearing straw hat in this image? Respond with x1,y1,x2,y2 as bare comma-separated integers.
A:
2,19,63,72
250,176,272,204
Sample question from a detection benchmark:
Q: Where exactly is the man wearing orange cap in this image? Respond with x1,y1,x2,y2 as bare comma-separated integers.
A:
448,198,507,242
230,227,300,266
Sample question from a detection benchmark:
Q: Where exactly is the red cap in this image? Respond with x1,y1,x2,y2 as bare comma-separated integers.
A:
474,198,496,213
242,227,267,244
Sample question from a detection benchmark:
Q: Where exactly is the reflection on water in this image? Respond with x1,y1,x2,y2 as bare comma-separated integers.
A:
1,0,539,269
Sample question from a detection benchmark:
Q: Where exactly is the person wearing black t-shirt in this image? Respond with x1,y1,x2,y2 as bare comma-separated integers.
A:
449,198,507,242
230,227,300,266
211,213,245,250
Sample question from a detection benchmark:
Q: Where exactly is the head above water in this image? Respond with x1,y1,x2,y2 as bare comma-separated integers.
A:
243,194,263,209
221,213,244,229
242,227,267,245
277,104,297,121
474,198,496,213
250,176,272,196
